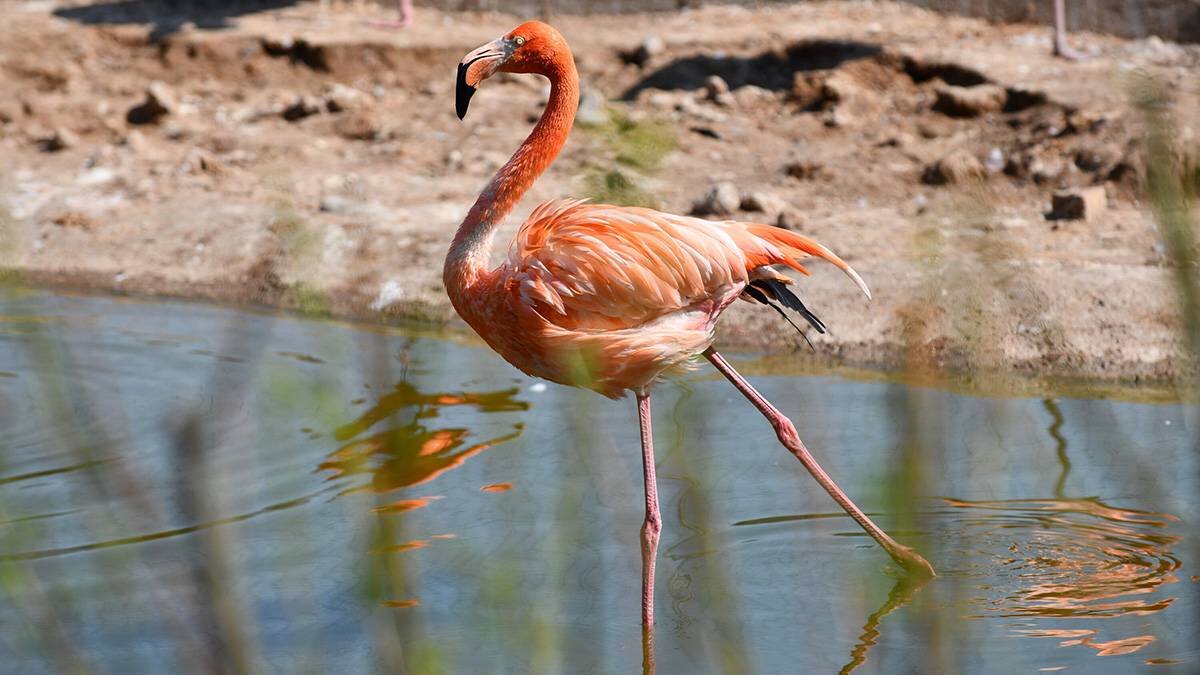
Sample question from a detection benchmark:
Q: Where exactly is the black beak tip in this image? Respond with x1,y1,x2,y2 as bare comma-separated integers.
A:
455,64,476,120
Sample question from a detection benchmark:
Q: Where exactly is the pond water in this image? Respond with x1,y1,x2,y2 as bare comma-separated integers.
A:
0,291,1196,674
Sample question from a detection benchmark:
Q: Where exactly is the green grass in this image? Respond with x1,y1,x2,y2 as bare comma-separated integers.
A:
582,169,657,208
602,110,677,172
579,105,676,207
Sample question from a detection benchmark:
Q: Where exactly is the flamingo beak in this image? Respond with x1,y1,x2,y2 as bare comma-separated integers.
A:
456,38,511,120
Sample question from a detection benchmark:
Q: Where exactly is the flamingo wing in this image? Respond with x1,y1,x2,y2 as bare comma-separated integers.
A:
505,199,869,332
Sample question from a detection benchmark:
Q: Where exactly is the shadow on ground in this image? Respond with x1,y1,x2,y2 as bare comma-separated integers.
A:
54,0,299,39
621,39,883,99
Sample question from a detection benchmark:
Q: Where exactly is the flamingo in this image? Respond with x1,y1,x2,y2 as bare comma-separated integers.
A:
448,20,935,653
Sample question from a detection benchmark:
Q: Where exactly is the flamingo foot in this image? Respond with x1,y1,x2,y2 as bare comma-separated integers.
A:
891,542,937,581
1053,39,1087,61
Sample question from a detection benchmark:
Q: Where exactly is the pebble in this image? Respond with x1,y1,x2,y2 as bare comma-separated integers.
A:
922,149,986,185
370,279,404,311
704,75,733,107
622,36,664,67
323,83,369,113
776,208,805,231
334,110,382,140
984,147,1005,172
932,83,1007,117
38,127,78,152
784,160,823,180
692,182,740,217
740,191,787,218
282,95,322,122
126,81,177,125
576,87,608,127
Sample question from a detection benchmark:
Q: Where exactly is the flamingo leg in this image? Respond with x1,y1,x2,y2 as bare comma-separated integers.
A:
702,349,936,579
369,0,413,28
1052,0,1084,59
635,389,661,672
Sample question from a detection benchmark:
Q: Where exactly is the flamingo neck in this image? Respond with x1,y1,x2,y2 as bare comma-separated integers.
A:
445,57,579,297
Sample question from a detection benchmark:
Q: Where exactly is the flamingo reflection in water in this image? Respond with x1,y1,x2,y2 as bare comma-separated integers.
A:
319,381,528,496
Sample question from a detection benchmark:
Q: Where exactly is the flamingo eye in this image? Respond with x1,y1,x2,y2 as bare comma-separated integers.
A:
514,36,526,46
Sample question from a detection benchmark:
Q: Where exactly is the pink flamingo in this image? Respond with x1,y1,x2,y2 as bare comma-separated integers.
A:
448,20,935,655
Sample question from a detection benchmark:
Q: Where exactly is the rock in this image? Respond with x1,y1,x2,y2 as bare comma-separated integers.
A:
261,35,295,56
983,147,1005,172
319,195,356,213
820,71,864,106
282,95,322,122
818,71,881,124
370,279,405,311
621,36,664,67
323,84,369,113
932,84,1007,118
163,122,187,141
126,81,178,125
334,110,381,140
445,149,463,171
790,73,825,110
704,75,730,98
675,96,728,123
776,209,805,231
1031,157,1067,185
917,117,955,139
740,191,787,218
121,130,148,153
1050,186,1107,221
823,107,858,128
576,87,607,127
784,160,823,180
176,147,220,174
732,85,773,108
51,211,96,230
1074,144,1119,172
38,127,78,152
641,90,680,110
922,149,986,185
704,75,733,106
692,182,740,217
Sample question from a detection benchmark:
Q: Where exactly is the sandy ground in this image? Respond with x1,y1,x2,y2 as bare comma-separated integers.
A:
1,0,1198,387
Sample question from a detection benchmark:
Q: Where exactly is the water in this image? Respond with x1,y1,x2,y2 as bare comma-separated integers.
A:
0,291,1196,673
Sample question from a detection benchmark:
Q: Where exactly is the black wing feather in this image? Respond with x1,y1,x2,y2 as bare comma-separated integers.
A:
752,279,827,334
741,283,816,351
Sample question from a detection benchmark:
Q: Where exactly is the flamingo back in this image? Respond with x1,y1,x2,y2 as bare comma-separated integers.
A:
506,199,866,333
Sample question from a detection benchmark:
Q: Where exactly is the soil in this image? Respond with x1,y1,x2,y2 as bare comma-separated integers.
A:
2,0,1199,388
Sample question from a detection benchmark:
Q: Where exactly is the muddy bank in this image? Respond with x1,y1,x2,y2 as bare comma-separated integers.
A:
1,1,1198,386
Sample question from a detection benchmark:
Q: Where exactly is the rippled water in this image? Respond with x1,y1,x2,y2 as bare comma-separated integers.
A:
0,291,1196,673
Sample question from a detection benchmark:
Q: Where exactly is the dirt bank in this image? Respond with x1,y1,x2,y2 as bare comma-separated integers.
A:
1,1,1198,386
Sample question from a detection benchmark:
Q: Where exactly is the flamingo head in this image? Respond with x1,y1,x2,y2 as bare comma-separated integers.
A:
456,20,569,120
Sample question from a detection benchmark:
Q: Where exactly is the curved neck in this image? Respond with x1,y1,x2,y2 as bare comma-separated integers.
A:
445,57,579,294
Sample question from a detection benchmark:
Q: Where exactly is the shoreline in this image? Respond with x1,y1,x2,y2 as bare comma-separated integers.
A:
8,272,1190,405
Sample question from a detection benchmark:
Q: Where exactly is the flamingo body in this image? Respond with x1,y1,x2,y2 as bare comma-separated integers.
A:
448,198,866,397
